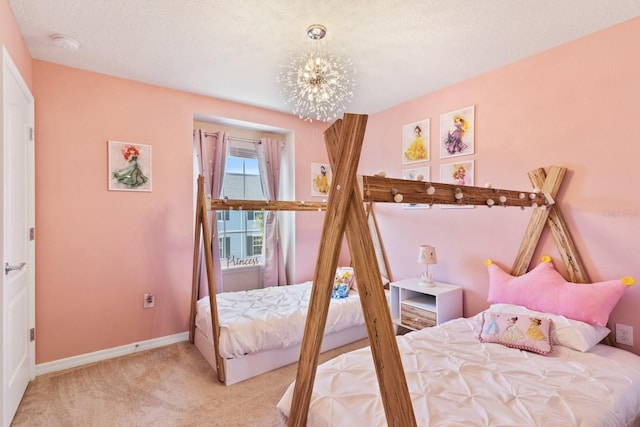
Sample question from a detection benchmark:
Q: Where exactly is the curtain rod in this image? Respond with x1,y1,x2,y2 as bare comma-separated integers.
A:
229,136,261,143
204,132,285,146
202,131,260,144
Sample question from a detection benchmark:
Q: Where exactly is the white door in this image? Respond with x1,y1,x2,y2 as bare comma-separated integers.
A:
1,46,35,427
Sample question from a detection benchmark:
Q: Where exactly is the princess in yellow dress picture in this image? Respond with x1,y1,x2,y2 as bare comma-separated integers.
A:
311,163,331,196
526,318,546,341
403,119,430,164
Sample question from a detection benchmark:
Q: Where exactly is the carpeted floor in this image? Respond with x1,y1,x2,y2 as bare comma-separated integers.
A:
12,339,369,427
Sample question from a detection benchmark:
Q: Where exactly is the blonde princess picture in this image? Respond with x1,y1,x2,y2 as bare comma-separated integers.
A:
452,164,467,185
440,106,474,159
440,160,474,208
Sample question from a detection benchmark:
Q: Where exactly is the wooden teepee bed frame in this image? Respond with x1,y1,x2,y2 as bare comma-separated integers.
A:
189,174,392,386
191,112,593,425
285,114,594,426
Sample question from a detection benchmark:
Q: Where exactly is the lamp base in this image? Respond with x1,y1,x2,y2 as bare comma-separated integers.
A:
419,272,435,287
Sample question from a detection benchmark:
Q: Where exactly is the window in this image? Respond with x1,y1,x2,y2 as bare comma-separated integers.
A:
218,237,231,259
246,234,263,257
217,141,265,268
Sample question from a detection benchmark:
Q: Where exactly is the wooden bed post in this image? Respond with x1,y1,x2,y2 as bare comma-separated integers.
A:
190,175,226,383
288,114,416,426
189,176,205,344
510,166,590,283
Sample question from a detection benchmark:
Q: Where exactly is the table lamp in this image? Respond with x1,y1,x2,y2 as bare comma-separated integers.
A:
417,245,437,286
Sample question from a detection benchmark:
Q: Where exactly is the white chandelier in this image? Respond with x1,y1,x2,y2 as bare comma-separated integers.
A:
279,24,355,122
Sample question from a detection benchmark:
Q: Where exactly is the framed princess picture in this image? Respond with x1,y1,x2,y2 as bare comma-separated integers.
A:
108,141,152,192
402,119,430,164
440,105,474,159
402,166,430,209
311,162,331,197
440,160,474,208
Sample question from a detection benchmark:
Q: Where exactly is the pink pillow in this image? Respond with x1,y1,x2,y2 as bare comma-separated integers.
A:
479,312,553,355
486,260,631,327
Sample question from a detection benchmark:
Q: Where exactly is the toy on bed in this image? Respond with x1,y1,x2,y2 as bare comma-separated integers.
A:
331,268,353,299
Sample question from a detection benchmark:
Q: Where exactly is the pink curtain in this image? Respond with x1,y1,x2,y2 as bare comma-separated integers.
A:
256,138,286,286
194,129,228,295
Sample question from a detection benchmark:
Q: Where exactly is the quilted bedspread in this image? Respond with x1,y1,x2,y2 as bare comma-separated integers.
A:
277,314,640,427
196,281,370,359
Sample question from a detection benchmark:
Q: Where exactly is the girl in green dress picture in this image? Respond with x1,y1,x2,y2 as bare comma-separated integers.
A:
112,145,149,189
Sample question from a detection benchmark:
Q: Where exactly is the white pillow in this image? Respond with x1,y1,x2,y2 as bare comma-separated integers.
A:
342,266,390,291
487,303,610,352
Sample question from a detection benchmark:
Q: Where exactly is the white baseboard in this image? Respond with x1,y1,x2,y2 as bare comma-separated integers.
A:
35,332,189,376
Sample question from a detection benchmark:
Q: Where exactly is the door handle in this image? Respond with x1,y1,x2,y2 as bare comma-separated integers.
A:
5,262,26,275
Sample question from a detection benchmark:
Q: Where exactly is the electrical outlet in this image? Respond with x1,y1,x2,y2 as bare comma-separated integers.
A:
143,293,155,309
616,324,633,346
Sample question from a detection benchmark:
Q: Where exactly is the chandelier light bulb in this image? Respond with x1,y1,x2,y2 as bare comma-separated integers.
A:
278,24,356,122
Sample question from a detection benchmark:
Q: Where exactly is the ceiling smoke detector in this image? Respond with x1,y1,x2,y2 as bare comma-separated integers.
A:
51,34,80,51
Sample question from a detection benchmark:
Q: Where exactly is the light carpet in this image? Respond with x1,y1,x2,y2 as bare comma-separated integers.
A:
12,339,369,427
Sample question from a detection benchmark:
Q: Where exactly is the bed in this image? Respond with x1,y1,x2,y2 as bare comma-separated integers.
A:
193,276,389,385
279,255,639,426
277,308,640,426
190,170,394,385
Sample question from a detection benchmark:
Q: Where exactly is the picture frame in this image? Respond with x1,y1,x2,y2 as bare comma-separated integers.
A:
311,162,331,197
402,166,430,209
440,160,474,209
440,105,474,159
108,140,152,192
402,118,430,164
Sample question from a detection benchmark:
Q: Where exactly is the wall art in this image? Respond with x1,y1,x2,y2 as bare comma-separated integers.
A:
440,160,474,208
402,118,430,164
311,162,331,197
108,140,152,192
440,105,474,159
402,166,431,209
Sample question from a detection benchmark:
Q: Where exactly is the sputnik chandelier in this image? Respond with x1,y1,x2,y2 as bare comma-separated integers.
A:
278,24,355,122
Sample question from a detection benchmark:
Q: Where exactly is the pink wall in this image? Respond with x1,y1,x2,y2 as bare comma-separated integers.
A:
32,61,328,363
361,17,640,354
0,0,32,86
6,0,640,362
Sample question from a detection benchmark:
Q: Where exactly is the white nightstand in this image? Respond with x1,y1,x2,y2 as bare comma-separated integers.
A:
389,278,463,332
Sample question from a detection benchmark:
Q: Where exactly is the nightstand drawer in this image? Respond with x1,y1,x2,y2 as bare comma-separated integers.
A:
401,303,437,330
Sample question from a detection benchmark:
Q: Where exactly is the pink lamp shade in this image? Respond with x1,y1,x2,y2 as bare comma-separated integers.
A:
417,245,438,265
418,245,437,286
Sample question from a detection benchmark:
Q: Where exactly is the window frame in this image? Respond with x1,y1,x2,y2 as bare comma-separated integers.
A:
217,141,265,270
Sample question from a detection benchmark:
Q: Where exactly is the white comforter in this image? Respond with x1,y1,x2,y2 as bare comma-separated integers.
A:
277,314,640,427
196,282,371,359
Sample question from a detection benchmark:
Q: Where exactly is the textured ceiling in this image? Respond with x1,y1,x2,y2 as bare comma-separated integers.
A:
8,0,640,118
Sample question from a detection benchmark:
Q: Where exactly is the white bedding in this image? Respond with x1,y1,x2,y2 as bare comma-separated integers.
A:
277,314,640,427
196,281,378,359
